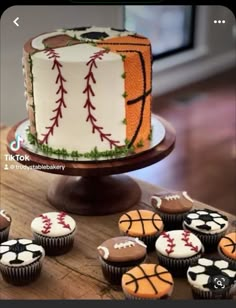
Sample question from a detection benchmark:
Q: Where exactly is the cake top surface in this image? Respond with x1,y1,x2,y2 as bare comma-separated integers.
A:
218,232,236,260
31,212,76,237
0,239,45,267
155,230,203,258
97,236,147,262
118,210,163,236
0,209,11,231
183,209,228,234
121,264,173,298
151,191,193,213
187,258,236,291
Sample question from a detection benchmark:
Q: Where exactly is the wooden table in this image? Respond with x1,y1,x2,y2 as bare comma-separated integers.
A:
1,126,235,300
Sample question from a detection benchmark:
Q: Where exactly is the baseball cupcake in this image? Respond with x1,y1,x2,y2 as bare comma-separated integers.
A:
0,209,12,243
31,212,76,255
97,236,147,285
121,264,174,299
151,191,193,230
187,257,236,299
118,209,164,251
155,230,204,276
183,209,228,251
218,232,236,266
0,238,45,285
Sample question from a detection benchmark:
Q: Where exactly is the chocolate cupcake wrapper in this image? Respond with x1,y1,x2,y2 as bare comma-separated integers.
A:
32,229,76,255
155,211,188,230
217,247,236,267
191,286,232,299
0,226,10,244
0,258,43,285
156,251,202,276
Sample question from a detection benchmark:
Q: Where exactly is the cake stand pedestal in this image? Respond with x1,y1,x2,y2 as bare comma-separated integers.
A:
7,115,175,215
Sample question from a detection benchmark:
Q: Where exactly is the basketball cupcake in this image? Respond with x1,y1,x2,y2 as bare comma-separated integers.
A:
187,257,236,299
97,236,147,285
118,209,164,251
31,212,76,255
151,191,193,230
0,209,12,243
0,238,45,285
121,264,174,299
183,209,228,251
218,232,236,266
155,230,204,276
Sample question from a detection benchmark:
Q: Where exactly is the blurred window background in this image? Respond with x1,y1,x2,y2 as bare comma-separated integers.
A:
125,5,195,60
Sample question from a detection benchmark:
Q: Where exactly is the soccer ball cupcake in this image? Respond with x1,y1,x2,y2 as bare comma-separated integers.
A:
31,212,76,256
218,232,236,266
0,238,45,285
183,208,228,252
118,209,164,251
0,209,12,243
151,191,194,230
121,264,174,299
97,236,147,285
187,257,236,299
155,230,204,276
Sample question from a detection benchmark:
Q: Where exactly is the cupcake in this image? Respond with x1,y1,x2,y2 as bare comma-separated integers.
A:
187,257,236,299
121,264,174,299
97,236,147,285
183,209,228,252
218,232,236,266
155,230,204,276
0,238,45,285
0,209,11,243
31,212,76,256
118,209,164,251
151,190,193,230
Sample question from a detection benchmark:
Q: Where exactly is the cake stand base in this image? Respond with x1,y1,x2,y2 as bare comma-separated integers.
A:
47,175,141,215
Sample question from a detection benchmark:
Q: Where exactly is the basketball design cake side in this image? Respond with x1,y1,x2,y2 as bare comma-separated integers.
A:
22,26,153,157
218,232,236,266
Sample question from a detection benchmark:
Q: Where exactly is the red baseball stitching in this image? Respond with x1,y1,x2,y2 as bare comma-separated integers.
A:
57,212,71,230
161,231,176,255
40,214,52,234
83,49,120,149
40,48,67,144
181,230,199,252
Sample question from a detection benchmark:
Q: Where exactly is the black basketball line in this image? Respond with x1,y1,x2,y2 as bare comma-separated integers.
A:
125,272,139,293
223,236,236,253
154,265,173,286
137,210,145,235
152,212,161,232
127,88,152,105
121,212,133,233
138,264,158,294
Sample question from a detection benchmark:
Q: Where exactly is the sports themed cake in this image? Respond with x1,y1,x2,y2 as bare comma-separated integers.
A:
22,26,152,158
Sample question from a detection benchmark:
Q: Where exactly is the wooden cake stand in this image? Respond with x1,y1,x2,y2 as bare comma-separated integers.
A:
7,115,176,215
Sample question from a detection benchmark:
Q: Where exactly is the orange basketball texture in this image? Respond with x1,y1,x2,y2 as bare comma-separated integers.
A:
122,264,173,298
219,233,236,259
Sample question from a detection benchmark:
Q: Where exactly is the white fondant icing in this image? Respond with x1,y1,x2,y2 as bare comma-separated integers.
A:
187,272,210,291
97,246,109,260
197,211,208,215
114,241,135,249
214,260,228,269
0,246,9,253
187,213,199,219
1,240,16,246
155,230,202,258
31,212,76,237
0,210,11,222
164,194,180,201
222,269,236,277
190,265,205,273
182,191,194,203
18,239,32,245
134,237,147,248
32,44,126,152
151,196,162,209
198,258,213,266
209,213,221,217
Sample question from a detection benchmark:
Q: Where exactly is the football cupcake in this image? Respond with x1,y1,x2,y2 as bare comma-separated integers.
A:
151,190,193,230
183,208,228,252
31,212,76,256
0,238,45,285
97,236,147,285
218,232,236,266
121,264,174,299
155,230,204,276
187,257,236,299
0,209,12,243
118,209,164,251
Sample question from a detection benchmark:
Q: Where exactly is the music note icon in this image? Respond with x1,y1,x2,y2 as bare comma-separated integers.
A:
9,135,24,152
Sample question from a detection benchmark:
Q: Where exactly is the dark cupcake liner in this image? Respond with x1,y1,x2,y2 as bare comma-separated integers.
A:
183,223,227,252
190,285,232,299
155,210,190,231
0,258,44,286
123,286,173,300
156,251,202,277
32,229,76,256
99,257,145,285
0,226,10,244
217,247,236,267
